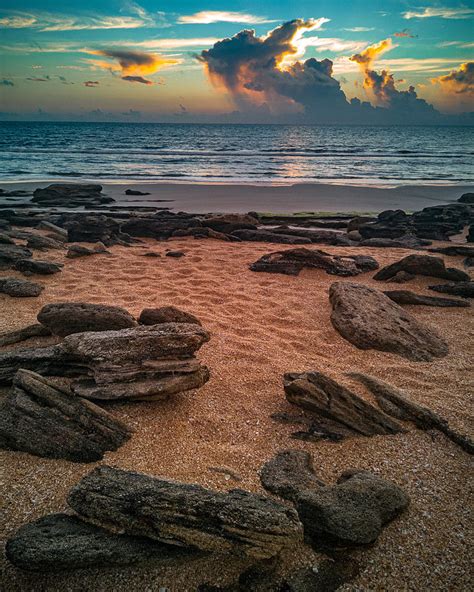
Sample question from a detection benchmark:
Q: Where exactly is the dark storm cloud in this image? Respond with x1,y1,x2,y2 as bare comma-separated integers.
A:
432,62,474,94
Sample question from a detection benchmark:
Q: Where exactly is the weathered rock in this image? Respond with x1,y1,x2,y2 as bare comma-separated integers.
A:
14,259,63,275
37,302,137,337
347,216,377,232
5,513,201,572
383,290,470,307
260,450,325,501
232,230,311,244
0,369,131,462
67,465,304,559
26,234,64,251
359,235,430,248
66,243,109,258
125,189,150,195
359,210,411,239
0,232,14,244
138,306,202,326
468,224,474,243
32,184,113,207
0,323,51,347
165,250,185,257
269,227,349,245
296,470,409,549
412,203,473,240
429,281,474,298
386,270,415,283
349,373,474,453
0,244,32,269
203,213,258,234
464,256,474,268
0,277,43,297
280,558,361,592
284,371,403,439
458,193,474,204
428,246,474,257
65,215,132,246
37,220,68,238
329,282,449,361
374,254,469,282
121,213,201,240
250,248,378,277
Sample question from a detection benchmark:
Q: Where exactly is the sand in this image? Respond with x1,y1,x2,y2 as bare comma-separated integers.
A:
1,235,473,591
2,181,474,213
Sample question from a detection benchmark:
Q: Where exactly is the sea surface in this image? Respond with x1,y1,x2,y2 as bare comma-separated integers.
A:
1,121,473,186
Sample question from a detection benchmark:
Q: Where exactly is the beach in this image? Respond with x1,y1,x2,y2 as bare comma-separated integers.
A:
1,218,473,590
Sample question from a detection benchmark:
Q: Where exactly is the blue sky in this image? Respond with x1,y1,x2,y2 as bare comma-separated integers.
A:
0,1,473,121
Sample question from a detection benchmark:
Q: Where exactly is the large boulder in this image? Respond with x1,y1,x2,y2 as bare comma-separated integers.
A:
5,513,201,572
374,254,469,282
383,290,470,307
0,277,43,297
296,470,409,549
458,193,474,204
412,203,473,240
0,369,131,462
32,184,113,207
329,282,449,361
138,306,202,326
37,302,137,337
67,465,304,559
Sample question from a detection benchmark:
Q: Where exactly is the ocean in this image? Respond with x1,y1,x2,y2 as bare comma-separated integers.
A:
0,121,473,186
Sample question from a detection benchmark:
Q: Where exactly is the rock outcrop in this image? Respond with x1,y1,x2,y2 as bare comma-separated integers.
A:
0,369,131,462
374,254,469,282
64,215,133,246
233,230,312,244
0,323,51,347
429,281,474,298
202,213,258,234
383,290,470,307
0,277,43,297
0,244,32,269
329,282,449,361
250,248,378,277
14,259,63,275
66,243,109,258
67,465,304,559
138,306,202,326
26,234,64,251
32,184,113,207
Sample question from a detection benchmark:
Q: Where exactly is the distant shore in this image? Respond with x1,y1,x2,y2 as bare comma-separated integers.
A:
1,181,473,214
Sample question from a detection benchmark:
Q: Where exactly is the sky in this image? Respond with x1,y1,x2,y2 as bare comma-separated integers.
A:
0,1,473,123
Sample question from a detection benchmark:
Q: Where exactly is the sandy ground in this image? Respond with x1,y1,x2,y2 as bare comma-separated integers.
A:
2,181,473,213
1,235,473,591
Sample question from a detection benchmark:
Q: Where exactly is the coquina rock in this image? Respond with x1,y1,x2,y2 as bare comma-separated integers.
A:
138,306,202,326
383,290,470,308
429,281,474,298
329,282,449,361
373,254,469,282
14,259,63,275
0,244,32,269
0,277,44,297
67,465,304,559
0,369,131,462
32,184,113,207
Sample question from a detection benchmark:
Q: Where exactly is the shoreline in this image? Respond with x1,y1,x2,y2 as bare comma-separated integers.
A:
2,181,473,214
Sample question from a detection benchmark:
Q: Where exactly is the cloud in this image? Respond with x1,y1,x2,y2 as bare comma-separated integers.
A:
298,37,367,53
343,27,375,32
437,40,474,48
432,62,474,94
178,11,275,24
350,38,394,68
394,28,418,38
26,76,50,82
84,80,99,87
0,16,36,28
86,48,178,84
403,7,474,19
1,79,14,86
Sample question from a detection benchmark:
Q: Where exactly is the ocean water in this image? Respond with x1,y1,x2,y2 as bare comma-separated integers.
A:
0,121,473,185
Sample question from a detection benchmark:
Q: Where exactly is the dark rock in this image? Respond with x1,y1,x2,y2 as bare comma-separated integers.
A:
37,220,68,238
67,465,304,559
139,306,202,326
121,214,201,240
383,290,470,307
37,302,137,336
165,250,185,257
464,256,474,268
458,193,474,204
0,323,51,347
373,254,469,282
5,513,201,572
347,216,377,232
250,248,378,277
349,373,474,454
141,251,161,257
66,243,110,258
0,244,32,269
0,277,44,297
359,210,410,239
0,232,14,244
203,213,258,234
386,271,415,283
232,230,312,244
32,184,113,207
296,470,409,549
359,235,430,248
467,225,473,243
260,450,325,501
329,282,449,361
284,371,404,438
428,246,474,257
280,557,361,592
347,230,362,241
26,234,64,251
269,227,348,245
412,203,473,240
125,189,150,195
65,215,132,246
14,259,63,275
428,281,474,298
0,369,131,462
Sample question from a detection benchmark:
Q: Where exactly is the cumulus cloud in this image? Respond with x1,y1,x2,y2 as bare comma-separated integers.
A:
403,7,474,19
178,11,275,24
86,48,178,84
84,80,99,87
432,62,474,94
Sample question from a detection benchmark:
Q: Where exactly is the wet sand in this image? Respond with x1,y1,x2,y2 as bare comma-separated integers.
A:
1,235,473,591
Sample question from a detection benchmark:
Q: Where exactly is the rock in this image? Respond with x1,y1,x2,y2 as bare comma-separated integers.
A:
66,243,109,258
32,184,113,207
165,250,185,257
468,225,474,243
386,271,415,283
296,470,409,549
14,259,63,275
268,228,349,245
203,213,258,234
359,235,430,248
464,256,474,268
383,290,470,307
359,210,411,239
121,213,201,240
373,254,469,282
0,244,32,269
412,203,473,240
138,306,202,326
260,450,325,501
65,215,132,246
67,465,304,559
428,246,474,257
458,193,474,204
348,373,474,454
284,371,404,439
37,220,68,238
0,232,14,244
280,557,361,592
329,282,449,361
428,281,474,298
347,230,362,241
0,277,44,297
0,323,51,347
37,302,137,336
231,230,312,244
125,189,150,195
5,513,201,572
26,234,64,251
347,216,377,232
0,369,131,462
141,251,161,257
250,248,378,277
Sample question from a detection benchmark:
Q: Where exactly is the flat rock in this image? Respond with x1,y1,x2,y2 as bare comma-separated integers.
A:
32,184,113,207
6,513,201,572
66,243,109,258
0,232,14,244
429,281,474,298
26,234,64,251
0,369,131,462
14,259,63,275
329,282,449,361
386,271,415,283
125,189,150,195
65,215,131,246
0,277,43,297
67,465,304,559
37,302,137,336
428,246,474,257
296,470,409,549
37,220,68,238
259,450,325,501
165,250,185,257
0,244,32,268
383,290,470,307
203,213,258,234
359,236,430,248
232,230,311,244
138,306,202,326
0,323,51,347
374,254,469,282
